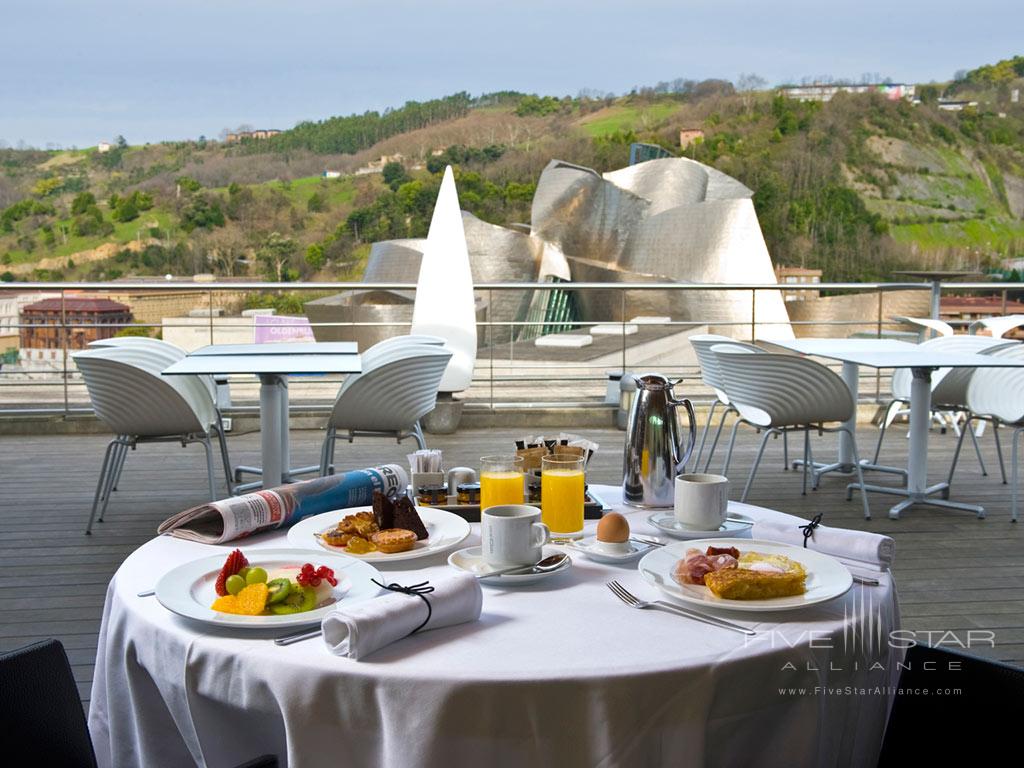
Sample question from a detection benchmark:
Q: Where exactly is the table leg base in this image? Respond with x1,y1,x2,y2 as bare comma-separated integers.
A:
845,480,986,520
793,459,855,477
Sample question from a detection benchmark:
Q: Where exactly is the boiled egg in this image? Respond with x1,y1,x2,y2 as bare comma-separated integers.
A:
596,512,630,544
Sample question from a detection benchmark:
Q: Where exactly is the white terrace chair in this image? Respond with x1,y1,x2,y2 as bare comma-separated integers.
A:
895,316,955,342
362,334,446,369
969,314,1024,339
87,337,233,494
712,344,871,519
949,343,1024,521
74,347,234,534
88,336,231,409
687,335,775,473
874,336,1012,476
318,346,453,475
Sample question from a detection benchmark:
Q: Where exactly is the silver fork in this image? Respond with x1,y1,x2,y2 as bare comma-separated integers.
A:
606,581,756,636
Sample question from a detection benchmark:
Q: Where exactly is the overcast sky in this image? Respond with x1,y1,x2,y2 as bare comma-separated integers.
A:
1,0,1019,148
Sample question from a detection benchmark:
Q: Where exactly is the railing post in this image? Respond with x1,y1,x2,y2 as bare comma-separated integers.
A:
489,287,494,413
875,289,883,401
750,288,756,343
208,288,214,345
620,289,626,374
61,288,68,417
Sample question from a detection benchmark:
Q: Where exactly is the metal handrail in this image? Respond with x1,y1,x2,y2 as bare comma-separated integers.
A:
2,279,1021,417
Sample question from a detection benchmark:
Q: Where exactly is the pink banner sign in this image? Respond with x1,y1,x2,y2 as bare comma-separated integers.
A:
253,314,316,344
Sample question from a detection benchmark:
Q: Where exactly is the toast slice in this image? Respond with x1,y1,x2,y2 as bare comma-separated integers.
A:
704,568,806,600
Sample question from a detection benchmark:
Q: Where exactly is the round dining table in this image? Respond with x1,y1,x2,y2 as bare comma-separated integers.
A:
89,485,900,768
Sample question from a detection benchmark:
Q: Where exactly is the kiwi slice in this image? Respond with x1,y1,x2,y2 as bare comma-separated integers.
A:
270,585,316,615
266,578,291,605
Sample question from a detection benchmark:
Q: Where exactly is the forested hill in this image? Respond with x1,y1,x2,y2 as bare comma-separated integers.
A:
2,56,1023,286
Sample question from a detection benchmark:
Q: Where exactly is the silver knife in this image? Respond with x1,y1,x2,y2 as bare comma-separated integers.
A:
649,600,756,636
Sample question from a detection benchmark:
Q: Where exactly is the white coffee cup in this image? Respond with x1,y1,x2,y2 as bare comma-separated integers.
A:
481,505,550,566
674,473,729,530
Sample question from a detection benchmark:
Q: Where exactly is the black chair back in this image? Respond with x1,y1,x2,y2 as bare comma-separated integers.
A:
878,643,1024,765
0,639,97,768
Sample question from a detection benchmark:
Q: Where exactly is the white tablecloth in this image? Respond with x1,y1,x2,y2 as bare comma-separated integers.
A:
89,485,901,768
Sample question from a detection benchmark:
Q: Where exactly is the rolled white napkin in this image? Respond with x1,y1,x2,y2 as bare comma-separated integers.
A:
322,573,483,660
745,507,895,571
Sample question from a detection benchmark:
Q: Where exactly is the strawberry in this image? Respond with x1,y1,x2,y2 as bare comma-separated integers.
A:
214,549,249,596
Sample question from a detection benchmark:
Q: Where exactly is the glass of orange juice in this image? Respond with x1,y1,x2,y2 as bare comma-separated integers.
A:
541,455,585,538
480,455,524,510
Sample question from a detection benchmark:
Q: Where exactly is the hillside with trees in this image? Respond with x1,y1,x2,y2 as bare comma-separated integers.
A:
2,55,1023,285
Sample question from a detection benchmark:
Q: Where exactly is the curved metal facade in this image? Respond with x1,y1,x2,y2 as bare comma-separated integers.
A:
309,156,795,345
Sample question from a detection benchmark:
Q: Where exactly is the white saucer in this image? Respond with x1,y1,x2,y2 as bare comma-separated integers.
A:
447,545,572,585
566,537,652,564
646,512,753,540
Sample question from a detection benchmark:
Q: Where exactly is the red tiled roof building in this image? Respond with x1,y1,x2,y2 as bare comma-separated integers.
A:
19,296,132,353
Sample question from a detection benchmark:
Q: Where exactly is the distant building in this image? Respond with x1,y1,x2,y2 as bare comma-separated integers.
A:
678,128,705,148
781,83,915,102
774,266,823,301
322,170,342,179
97,141,112,153
18,296,132,369
937,99,978,112
355,153,405,176
941,296,1024,330
225,129,282,143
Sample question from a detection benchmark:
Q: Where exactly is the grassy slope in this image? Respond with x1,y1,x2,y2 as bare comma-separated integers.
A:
579,102,681,137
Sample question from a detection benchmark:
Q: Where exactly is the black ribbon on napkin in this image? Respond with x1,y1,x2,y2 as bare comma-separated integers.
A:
799,514,823,548
371,579,435,634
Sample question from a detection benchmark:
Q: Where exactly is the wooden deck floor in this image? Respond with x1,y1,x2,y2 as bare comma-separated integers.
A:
2,422,1022,704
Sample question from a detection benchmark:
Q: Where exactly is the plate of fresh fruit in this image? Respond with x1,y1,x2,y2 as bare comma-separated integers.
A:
155,548,384,629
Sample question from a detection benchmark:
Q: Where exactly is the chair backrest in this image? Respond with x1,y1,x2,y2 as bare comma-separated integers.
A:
688,335,763,402
0,639,98,768
966,343,1024,423
362,334,447,370
889,334,1007,401
969,313,1024,338
878,643,1024,764
895,316,955,342
711,344,852,427
88,337,218,404
74,348,209,437
328,347,453,432
930,340,1020,408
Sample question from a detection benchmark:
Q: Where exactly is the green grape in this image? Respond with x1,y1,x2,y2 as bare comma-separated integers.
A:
225,574,246,595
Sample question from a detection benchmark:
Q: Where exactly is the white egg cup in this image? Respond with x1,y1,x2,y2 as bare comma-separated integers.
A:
591,539,632,555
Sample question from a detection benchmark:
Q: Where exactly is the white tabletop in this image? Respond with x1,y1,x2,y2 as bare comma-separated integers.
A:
163,353,362,376
89,485,899,768
764,337,1024,369
190,342,357,356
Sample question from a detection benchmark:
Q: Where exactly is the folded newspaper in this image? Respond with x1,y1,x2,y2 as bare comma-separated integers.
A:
157,465,408,544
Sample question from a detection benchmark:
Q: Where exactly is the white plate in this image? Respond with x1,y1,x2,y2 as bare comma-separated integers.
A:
646,512,753,540
638,538,852,612
448,545,572,585
155,548,383,629
287,505,471,563
566,537,653,564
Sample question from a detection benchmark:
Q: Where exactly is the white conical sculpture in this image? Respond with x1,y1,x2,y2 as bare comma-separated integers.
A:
411,166,477,392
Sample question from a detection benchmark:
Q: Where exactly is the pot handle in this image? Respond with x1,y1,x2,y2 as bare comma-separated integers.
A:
669,396,697,475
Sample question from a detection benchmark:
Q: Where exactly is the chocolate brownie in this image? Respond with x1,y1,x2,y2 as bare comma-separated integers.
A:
372,490,394,531
392,496,429,540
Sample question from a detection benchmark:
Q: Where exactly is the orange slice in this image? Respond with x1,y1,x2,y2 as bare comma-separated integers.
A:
211,582,270,615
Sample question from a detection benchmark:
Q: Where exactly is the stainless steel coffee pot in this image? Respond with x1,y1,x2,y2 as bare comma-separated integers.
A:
622,374,696,507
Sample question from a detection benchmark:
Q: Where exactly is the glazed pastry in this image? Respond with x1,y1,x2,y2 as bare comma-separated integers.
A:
371,529,417,554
